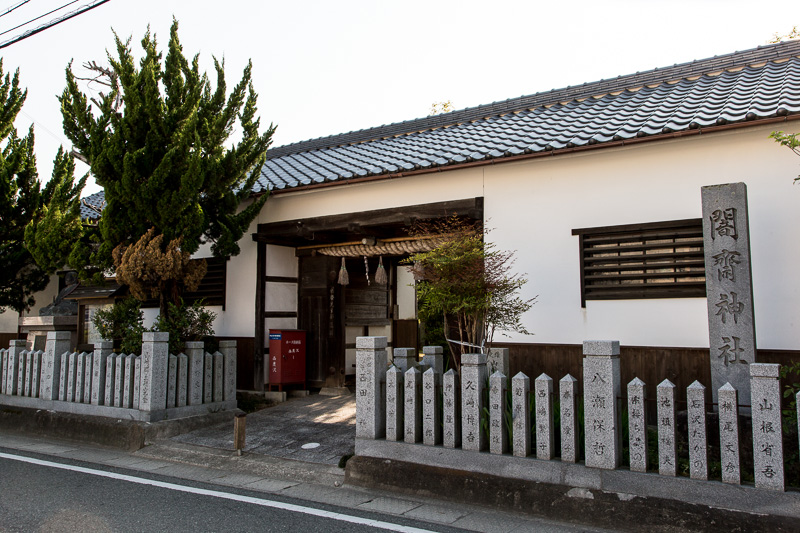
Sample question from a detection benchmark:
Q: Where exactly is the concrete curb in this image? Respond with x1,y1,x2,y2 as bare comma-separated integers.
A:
346,455,797,532
0,405,243,451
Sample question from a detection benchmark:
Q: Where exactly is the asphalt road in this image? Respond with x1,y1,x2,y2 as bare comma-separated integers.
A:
0,452,458,533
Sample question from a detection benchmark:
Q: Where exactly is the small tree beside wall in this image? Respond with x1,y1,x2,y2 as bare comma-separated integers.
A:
404,217,535,371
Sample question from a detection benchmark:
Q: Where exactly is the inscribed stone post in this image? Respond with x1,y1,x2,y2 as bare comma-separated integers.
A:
0,348,7,394
535,373,554,460
58,353,68,401
386,366,403,441
219,340,237,402
167,354,177,408
104,355,116,406
513,372,531,458
487,347,509,375
123,355,135,408
177,353,188,407
203,353,213,404
687,381,708,480
41,332,69,401
392,348,417,374
489,371,508,455
560,374,578,463
750,363,784,491
67,352,79,402
355,336,387,439
75,352,85,402
213,352,224,402
185,341,204,406
7,340,24,395
461,353,488,451
443,369,460,448
139,332,169,412
30,351,42,398
83,353,92,403
404,366,422,443
91,342,112,405
133,356,141,409
627,378,647,473
24,350,34,396
657,379,677,476
17,349,29,397
583,341,621,469
423,368,441,445
421,346,443,376
702,183,757,405
718,382,741,484
114,355,124,407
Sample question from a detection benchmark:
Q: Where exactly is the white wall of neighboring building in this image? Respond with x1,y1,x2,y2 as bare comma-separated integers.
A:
213,122,798,351
484,123,799,350
1,274,62,333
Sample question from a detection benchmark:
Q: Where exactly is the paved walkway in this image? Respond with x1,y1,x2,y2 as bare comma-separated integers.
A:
172,393,356,466
0,396,605,533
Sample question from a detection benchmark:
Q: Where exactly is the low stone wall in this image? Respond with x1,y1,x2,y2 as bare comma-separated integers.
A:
0,332,236,422
354,335,800,518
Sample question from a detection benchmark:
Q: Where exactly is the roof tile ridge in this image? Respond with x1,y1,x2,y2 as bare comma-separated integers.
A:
265,41,800,159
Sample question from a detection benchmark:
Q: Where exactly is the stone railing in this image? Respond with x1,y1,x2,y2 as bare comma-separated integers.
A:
355,336,797,498
0,331,236,422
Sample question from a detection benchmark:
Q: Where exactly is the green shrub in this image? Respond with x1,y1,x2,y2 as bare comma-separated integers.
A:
92,296,145,353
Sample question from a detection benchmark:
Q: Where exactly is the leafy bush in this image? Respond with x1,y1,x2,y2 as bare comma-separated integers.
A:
92,296,145,353
152,299,217,353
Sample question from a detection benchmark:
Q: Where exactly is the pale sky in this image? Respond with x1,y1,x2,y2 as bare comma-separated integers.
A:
1,0,799,194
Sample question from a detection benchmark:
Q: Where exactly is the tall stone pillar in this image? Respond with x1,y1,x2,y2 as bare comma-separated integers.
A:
702,182,757,404
355,336,387,439
41,331,71,401
583,340,621,469
139,331,169,412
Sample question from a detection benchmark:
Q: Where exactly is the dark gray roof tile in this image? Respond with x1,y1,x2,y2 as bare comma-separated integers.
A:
82,41,800,208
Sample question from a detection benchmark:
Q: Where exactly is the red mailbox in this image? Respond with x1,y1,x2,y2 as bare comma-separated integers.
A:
268,329,306,391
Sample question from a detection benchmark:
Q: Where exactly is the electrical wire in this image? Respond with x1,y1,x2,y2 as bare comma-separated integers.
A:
0,0,32,20
0,0,80,38
0,0,110,49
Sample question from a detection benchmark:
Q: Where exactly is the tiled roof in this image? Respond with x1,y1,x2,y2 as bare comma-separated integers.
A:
81,40,800,209
80,190,105,221
256,40,800,193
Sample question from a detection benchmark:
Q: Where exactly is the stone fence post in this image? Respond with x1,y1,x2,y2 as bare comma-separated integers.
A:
6,340,25,395
583,340,621,469
750,363,784,491
219,340,237,401
461,353,488,451
41,331,71,400
91,341,113,405
139,332,169,412
356,336,387,439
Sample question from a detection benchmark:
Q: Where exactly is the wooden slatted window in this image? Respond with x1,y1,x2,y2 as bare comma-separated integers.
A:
572,219,705,307
141,257,228,309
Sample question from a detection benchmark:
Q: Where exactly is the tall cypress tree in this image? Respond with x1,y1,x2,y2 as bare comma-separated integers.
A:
0,62,85,313
60,20,275,317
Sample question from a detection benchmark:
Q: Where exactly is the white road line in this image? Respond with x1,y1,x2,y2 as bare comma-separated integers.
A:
0,451,437,533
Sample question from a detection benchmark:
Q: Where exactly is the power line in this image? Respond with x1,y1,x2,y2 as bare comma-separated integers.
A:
0,0,32,20
0,0,111,49
0,0,80,38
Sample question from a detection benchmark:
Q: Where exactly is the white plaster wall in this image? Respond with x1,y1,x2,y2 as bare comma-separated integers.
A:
483,123,800,350
396,265,417,320
7,274,62,332
256,167,485,224
217,122,799,351
0,309,19,334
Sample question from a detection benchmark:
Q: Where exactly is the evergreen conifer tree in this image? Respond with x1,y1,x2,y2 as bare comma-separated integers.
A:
60,20,275,317
0,62,85,313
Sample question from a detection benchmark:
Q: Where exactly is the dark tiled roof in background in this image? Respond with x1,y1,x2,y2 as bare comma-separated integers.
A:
80,190,105,221
256,40,800,193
